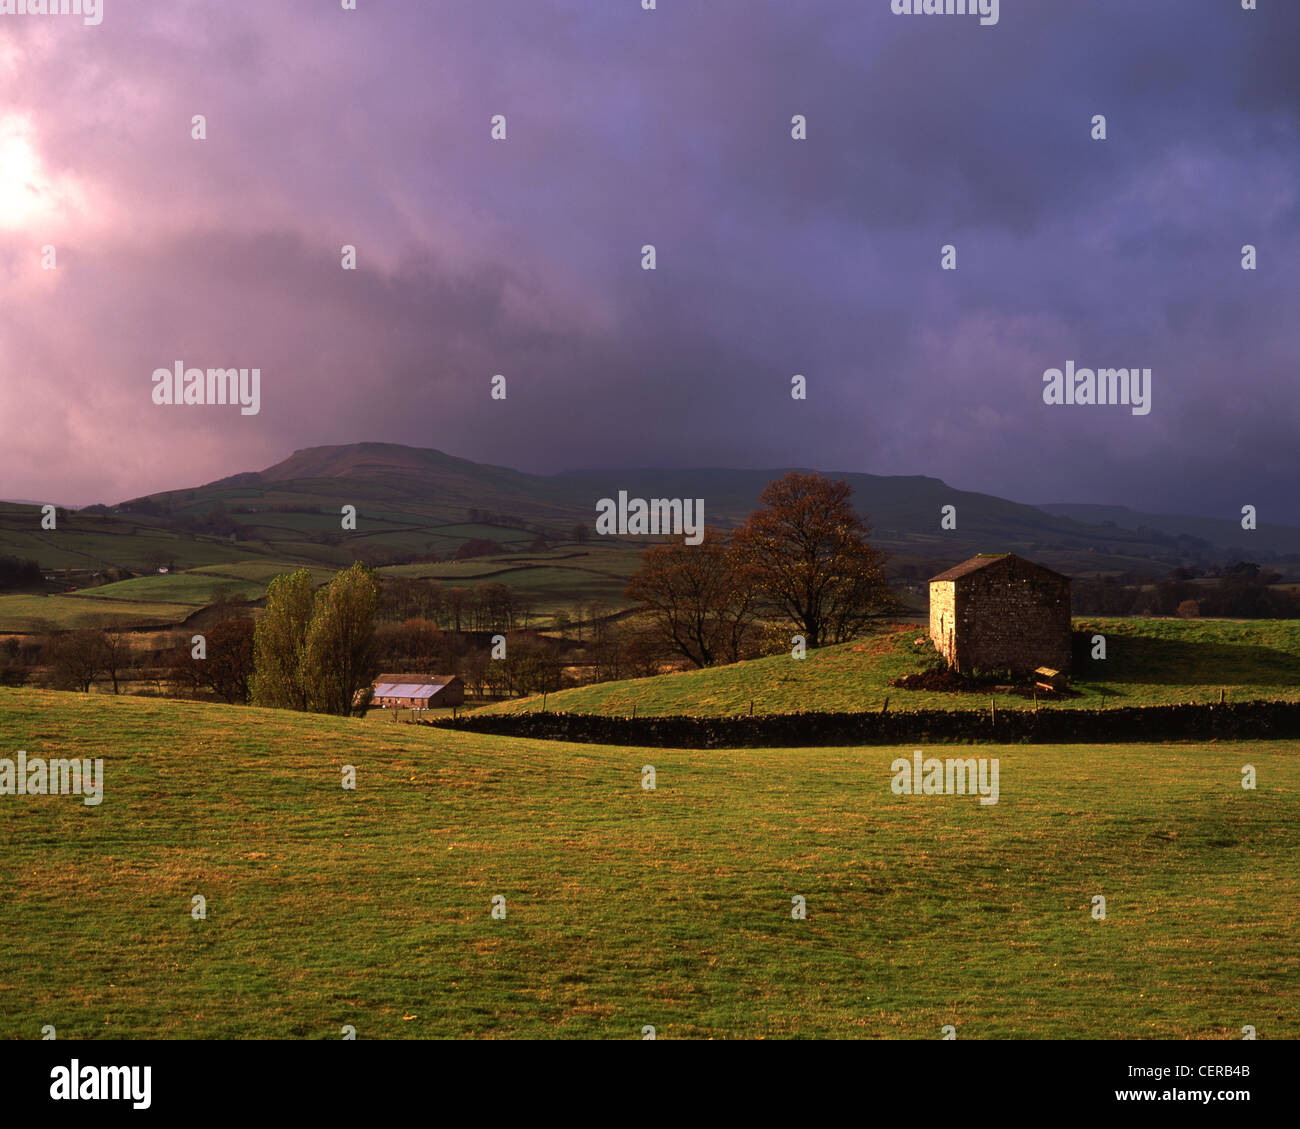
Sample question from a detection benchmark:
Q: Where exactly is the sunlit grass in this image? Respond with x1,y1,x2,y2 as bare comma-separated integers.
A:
0,687,1295,1039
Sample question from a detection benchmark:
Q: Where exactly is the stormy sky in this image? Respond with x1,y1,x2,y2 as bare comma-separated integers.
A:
1,1,1297,520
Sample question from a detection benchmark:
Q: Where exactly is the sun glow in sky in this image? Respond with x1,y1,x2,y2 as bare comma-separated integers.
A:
0,111,84,232
0,114,45,229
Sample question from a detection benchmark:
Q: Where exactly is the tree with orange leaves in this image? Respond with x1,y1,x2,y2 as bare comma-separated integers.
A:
730,471,892,649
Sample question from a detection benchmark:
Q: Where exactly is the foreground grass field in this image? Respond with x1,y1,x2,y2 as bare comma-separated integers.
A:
485,618,1300,717
0,688,1295,1039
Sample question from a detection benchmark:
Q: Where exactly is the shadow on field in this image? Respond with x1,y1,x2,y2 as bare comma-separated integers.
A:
1074,634,1300,687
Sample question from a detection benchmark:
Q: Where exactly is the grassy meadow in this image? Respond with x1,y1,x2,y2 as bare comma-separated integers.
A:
0,594,205,632
0,687,1295,1039
483,618,1300,717
0,548,637,632
0,562,339,632
378,547,641,623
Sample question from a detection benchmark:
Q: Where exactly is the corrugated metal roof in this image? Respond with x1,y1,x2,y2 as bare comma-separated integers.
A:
374,681,449,699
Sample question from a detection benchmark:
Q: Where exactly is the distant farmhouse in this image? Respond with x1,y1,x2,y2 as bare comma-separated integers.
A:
371,673,465,710
929,554,1071,676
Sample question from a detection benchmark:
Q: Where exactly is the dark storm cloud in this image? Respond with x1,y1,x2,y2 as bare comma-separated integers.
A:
0,0,1295,522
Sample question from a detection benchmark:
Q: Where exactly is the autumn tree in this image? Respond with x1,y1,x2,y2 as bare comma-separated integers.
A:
205,619,256,703
730,471,892,649
625,529,757,667
100,630,132,694
168,620,255,703
45,628,109,692
445,586,469,632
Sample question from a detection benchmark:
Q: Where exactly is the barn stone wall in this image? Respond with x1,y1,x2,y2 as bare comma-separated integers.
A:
950,559,1071,675
929,580,957,666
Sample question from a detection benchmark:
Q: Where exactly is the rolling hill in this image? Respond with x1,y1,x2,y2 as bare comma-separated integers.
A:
480,618,1300,718
4,442,1300,579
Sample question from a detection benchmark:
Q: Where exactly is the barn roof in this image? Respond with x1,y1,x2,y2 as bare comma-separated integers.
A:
374,682,447,699
372,674,461,698
929,553,1069,584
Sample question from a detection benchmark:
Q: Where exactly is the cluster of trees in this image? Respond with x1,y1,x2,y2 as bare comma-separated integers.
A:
582,617,674,682
0,635,40,686
482,636,564,697
42,628,133,693
3,625,183,692
10,567,587,706
624,472,895,667
250,563,381,715
169,620,255,703
1072,563,1300,618
0,554,42,589
372,620,565,699
379,577,536,632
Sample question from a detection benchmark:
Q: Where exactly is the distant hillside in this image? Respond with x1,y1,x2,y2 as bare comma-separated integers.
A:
3,442,1299,576
1038,502,1300,557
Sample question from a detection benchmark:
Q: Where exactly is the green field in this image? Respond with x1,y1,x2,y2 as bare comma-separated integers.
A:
0,688,1295,1039
0,594,201,632
70,574,264,606
188,562,340,586
483,618,1300,717
379,549,638,621
0,562,342,632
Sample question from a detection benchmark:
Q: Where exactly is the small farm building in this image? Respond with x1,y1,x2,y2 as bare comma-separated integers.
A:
371,674,465,710
929,554,1072,676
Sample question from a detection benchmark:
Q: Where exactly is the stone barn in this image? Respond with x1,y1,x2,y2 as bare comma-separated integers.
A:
928,554,1071,676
